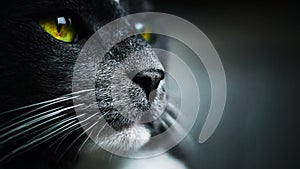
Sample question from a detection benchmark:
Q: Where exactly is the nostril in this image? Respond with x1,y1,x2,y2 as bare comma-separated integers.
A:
132,69,164,100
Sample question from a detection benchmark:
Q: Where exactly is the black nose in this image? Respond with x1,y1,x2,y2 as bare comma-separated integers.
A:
132,69,165,99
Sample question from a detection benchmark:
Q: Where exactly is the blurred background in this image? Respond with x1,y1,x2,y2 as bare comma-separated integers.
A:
148,1,299,169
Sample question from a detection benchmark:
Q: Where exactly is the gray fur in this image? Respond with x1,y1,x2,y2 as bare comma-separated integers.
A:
0,1,175,169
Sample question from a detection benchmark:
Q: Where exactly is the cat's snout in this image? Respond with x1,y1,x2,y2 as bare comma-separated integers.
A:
132,69,164,100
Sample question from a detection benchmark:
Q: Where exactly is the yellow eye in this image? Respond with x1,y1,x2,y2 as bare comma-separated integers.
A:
135,23,152,42
141,28,151,42
39,16,77,43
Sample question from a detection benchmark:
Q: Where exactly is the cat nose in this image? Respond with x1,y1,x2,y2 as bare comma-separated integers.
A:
132,69,165,99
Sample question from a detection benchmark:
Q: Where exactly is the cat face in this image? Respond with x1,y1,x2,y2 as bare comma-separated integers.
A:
0,0,169,168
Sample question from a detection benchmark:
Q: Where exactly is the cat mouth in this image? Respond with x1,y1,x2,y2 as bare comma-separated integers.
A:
94,68,166,132
102,84,166,132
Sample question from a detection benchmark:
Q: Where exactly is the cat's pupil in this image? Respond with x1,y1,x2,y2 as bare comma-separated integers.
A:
56,16,71,33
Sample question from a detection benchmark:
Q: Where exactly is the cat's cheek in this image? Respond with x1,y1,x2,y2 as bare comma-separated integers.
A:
95,124,150,152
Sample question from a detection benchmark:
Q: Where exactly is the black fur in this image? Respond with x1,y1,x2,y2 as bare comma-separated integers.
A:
0,1,159,169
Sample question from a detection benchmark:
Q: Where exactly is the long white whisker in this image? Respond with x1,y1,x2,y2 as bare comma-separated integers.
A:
58,121,99,161
75,128,95,160
0,119,85,162
1,115,80,146
0,97,68,116
96,123,107,140
1,89,94,116
64,89,94,96
0,114,68,144
28,113,86,143
0,104,83,142
0,96,79,128
52,123,89,154
53,111,100,154
86,111,110,150
92,123,107,151
0,106,64,132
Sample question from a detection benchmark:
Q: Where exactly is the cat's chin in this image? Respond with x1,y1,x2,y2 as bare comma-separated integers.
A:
94,124,151,153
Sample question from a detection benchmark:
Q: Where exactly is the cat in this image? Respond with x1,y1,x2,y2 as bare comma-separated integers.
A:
0,0,192,169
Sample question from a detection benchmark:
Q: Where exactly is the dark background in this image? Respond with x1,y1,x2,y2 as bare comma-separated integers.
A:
150,1,298,169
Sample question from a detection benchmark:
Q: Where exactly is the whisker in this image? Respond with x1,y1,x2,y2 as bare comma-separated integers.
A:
64,89,94,96
52,123,89,154
0,115,76,146
109,154,113,163
92,123,107,151
0,97,68,116
96,123,107,141
79,102,98,111
58,121,99,161
0,106,64,132
75,128,94,160
0,104,83,143
54,111,101,156
0,118,86,162
0,88,93,117
92,111,110,150
88,111,110,150
28,113,86,143
0,89,96,161
0,96,79,128
0,114,67,144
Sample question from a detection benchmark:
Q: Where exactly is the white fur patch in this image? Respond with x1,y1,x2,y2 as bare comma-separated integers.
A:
76,147,187,169
122,154,188,169
95,124,150,152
